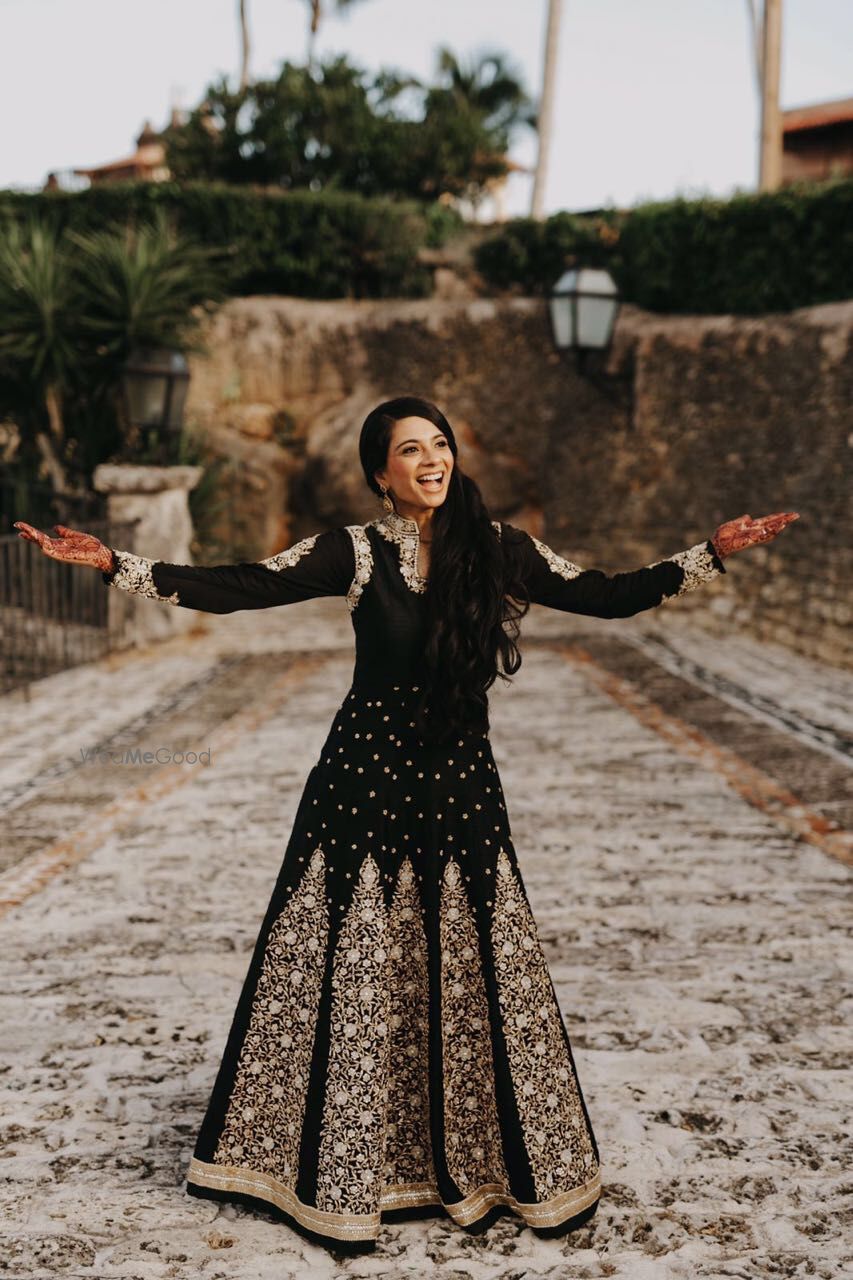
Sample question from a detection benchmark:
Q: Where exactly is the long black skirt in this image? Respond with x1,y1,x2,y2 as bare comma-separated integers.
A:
185,678,601,1254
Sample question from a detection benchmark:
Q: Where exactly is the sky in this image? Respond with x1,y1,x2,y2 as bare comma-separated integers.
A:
1,0,850,216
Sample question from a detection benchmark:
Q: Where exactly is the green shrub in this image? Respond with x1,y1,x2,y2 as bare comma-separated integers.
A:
474,178,853,314
0,183,438,300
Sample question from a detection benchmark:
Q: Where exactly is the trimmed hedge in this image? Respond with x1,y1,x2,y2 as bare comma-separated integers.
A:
0,182,451,299
474,178,853,314
5,178,849,313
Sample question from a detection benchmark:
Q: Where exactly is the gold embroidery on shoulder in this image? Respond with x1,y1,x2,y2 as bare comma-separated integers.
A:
491,849,598,1196
212,847,329,1184
106,549,181,605
440,857,510,1194
530,535,584,582
382,858,436,1188
315,855,391,1214
344,526,373,612
259,533,320,573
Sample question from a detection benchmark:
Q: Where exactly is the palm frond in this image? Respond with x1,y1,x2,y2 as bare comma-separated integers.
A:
64,210,227,359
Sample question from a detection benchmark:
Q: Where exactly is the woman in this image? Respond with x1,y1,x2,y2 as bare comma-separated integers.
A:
14,395,798,1256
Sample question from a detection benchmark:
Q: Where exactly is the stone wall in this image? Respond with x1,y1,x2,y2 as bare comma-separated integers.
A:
184,296,852,669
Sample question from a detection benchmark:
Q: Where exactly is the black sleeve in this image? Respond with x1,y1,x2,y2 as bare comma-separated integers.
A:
502,523,727,619
101,528,356,614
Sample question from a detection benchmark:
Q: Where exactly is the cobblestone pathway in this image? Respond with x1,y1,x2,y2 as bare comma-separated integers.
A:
1,601,850,1280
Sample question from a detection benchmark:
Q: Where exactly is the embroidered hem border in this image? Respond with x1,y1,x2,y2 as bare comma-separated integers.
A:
186,1156,601,1242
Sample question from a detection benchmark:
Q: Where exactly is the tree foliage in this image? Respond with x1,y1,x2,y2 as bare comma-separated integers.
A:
0,212,226,487
164,49,533,204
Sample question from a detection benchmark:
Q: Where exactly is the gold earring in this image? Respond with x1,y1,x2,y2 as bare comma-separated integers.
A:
379,485,394,514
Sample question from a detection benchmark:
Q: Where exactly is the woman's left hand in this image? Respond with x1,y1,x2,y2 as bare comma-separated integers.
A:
710,511,800,560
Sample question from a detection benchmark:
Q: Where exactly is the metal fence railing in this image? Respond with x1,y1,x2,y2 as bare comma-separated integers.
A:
0,517,140,698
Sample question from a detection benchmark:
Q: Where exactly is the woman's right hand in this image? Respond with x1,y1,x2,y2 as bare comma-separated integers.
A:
12,522,115,573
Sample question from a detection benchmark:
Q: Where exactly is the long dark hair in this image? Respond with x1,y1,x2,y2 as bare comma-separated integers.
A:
359,396,531,745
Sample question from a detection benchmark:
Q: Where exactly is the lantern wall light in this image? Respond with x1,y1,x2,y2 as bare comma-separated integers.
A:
121,347,191,465
547,266,632,420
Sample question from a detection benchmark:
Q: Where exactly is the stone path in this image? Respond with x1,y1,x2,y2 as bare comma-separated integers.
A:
1,598,850,1279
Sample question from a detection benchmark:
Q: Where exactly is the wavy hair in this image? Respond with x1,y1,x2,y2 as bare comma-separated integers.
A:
359,396,531,746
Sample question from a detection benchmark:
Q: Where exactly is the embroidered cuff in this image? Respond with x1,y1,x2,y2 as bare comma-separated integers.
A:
667,539,727,598
101,549,181,605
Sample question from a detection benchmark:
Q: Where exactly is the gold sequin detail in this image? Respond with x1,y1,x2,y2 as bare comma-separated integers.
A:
315,855,391,1214
382,858,437,1186
372,514,426,593
529,535,584,582
212,847,329,1184
530,534,724,599
372,513,503,594
491,849,598,1196
665,540,726,596
259,533,320,572
440,857,510,1193
105,550,181,604
344,525,374,612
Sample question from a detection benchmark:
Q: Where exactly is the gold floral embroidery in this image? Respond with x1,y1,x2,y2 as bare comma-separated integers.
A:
105,549,182,604
440,857,510,1194
187,846,603,1240
664,540,726,597
344,525,374,612
530,533,723,600
382,857,436,1188
491,848,598,1197
529,535,584,582
105,533,323,606
373,513,504,595
315,855,391,1214
259,533,320,573
212,847,329,1184
372,513,426,593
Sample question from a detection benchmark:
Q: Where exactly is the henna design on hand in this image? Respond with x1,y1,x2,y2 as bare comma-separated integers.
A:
710,511,800,560
12,522,115,573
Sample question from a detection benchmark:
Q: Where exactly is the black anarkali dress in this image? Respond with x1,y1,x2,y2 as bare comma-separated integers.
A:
103,509,726,1254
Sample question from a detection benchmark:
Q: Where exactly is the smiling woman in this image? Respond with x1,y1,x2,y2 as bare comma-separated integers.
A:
14,395,797,1257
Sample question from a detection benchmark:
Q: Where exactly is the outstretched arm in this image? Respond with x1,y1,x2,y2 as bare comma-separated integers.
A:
13,522,356,614
501,511,798,619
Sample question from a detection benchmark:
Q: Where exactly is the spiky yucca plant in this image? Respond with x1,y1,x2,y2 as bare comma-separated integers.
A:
0,210,228,490
0,217,80,490
67,209,227,363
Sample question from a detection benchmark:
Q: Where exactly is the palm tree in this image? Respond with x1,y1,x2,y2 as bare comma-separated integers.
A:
434,46,532,137
430,46,533,217
238,0,251,91
744,0,763,95
530,0,563,219
300,0,370,72
239,2,372,88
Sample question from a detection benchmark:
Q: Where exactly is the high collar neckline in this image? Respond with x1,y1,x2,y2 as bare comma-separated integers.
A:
380,509,425,537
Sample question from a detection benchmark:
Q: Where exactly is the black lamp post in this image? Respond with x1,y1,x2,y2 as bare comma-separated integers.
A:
121,347,190,464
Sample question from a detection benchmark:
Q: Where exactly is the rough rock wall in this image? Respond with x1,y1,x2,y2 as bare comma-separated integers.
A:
185,296,852,668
